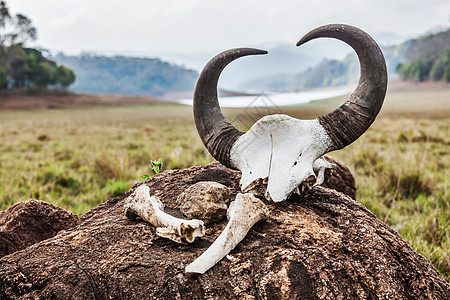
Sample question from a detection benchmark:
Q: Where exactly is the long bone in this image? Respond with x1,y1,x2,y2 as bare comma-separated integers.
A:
185,193,268,274
187,24,387,273
125,185,205,243
194,24,387,202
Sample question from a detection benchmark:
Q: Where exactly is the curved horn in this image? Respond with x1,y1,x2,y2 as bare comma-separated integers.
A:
193,48,268,168
297,24,387,150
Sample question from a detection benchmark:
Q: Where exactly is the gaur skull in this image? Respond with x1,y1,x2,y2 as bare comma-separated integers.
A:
193,24,387,202
186,24,387,274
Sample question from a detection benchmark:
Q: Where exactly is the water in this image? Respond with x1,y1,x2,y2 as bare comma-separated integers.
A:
177,88,350,108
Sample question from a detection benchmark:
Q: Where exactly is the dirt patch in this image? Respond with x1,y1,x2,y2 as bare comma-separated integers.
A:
387,79,450,92
0,90,172,110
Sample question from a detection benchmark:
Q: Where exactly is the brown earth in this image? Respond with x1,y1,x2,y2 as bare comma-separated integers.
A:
0,200,80,258
0,90,171,110
386,79,450,92
0,160,447,299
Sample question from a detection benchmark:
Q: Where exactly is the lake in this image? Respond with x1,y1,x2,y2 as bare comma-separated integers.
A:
177,88,350,108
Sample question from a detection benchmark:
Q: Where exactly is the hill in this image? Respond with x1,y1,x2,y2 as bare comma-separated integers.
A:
239,27,450,92
53,54,198,98
238,46,402,92
396,28,450,81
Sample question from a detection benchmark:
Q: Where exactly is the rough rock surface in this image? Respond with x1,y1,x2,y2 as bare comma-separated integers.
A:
176,181,231,224
0,162,448,299
0,199,80,258
321,155,356,200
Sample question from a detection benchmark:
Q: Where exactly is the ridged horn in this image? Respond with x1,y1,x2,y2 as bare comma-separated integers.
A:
297,24,387,150
193,48,268,168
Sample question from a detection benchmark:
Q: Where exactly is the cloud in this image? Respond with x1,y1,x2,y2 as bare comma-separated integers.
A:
9,0,450,55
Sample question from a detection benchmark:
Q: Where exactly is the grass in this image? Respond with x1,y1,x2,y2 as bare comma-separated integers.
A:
0,104,211,214
0,85,449,280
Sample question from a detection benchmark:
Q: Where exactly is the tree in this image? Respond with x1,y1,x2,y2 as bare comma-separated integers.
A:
5,44,27,87
55,65,75,89
0,1,75,90
14,13,37,45
429,58,445,80
0,1,10,47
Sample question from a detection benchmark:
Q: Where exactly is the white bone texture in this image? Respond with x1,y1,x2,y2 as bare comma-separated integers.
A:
124,185,205,243
230,114,334,202
185,193,268,274
313,156,336,186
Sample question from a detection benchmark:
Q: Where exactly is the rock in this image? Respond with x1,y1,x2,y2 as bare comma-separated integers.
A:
0,162,447,299
176,181,231,224
321,155,357,199
0,199,80,258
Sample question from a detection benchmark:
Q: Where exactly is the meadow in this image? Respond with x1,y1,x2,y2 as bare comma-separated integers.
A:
0,84,448,280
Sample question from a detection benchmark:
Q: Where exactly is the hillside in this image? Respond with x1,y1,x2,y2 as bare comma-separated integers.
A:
53,54,198,98
238,46,402,92
396,28,450,81
239,27,450,92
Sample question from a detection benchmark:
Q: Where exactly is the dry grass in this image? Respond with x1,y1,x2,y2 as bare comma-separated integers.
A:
0,84,449,280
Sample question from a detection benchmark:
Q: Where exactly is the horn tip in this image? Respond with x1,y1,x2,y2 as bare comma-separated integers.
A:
253,48,268,55
296,39,305,47
296,24,368,47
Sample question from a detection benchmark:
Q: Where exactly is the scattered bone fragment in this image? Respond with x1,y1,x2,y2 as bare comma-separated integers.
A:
125,185,205,243
313,156,336,186
185,193,268,274
176,181,231,224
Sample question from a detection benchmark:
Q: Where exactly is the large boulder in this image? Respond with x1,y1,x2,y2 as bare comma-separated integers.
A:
0,161,448,299
0,199,80,258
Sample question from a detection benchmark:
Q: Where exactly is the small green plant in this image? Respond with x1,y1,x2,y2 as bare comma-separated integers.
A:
141,158,163,179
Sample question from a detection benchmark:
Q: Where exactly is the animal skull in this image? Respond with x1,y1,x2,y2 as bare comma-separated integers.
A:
193,24,387,202
186,24,387,273
231,116,334,202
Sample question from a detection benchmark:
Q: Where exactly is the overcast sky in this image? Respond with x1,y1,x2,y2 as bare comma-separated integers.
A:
9,0,450,56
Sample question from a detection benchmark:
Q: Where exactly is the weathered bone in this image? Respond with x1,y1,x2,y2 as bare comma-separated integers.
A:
125,185,205,243
185,193,268,274
313,156,336,186
231,115,335,202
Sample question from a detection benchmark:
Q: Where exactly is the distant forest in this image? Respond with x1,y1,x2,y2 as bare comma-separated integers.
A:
54,54,198,97
396,28,450,82
0,1,75,90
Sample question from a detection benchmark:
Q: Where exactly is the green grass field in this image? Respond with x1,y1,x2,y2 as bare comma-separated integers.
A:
0,86,449,280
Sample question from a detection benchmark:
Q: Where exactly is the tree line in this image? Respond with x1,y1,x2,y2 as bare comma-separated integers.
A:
0,1,75,90
396,28,450,82
396,50,450,82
